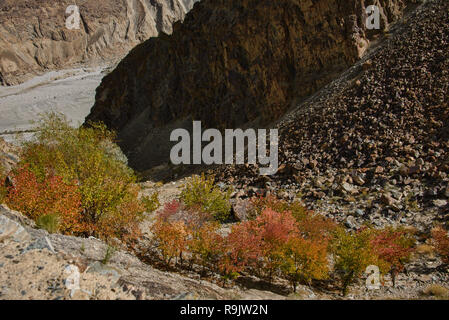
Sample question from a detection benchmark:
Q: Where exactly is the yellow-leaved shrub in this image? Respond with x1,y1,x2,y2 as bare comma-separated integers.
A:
10,113,144,243
180,173,232,222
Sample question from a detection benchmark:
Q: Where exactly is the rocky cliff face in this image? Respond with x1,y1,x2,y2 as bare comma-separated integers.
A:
86,0,412,170
0,0,198,86
218,0,448,231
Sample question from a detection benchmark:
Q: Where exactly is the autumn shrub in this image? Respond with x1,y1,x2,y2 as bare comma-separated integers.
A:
141,192,160,213
253,208,299,281
331,227,379,296
36,214,60,234
189,222,223,272
370,227,415,286
151,201,194,266
6,165,82,234
151,215,190,266
331,226,416,295
432,227,449,264
217,248,242,286
91,184,144,243
13,113,144,242
158,199,183,220
224,219,264,275
222,208,331,288
280,237,329,292
216,208,298,282
180,173,232,222
250,206,331,290
0,164,6,203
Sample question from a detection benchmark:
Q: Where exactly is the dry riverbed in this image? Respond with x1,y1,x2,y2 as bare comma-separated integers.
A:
0,67,108,143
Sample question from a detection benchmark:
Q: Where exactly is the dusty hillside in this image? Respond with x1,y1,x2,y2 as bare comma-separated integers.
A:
86,0,413,170
218,0,449,231
0,0,198,86
0,204,290,300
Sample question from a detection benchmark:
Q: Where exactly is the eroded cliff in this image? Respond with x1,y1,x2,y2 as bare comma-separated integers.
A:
86,0,413,170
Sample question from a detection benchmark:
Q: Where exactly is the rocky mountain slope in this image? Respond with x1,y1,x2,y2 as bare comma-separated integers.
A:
0,204,288,300
86,0,414,170
218,0,449,232
1,189,448,300
0,0,198,86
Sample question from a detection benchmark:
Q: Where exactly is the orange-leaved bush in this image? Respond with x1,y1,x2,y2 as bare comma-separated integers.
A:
432,227,449,264
224,219,264,274
253,208,298,281
6,165,82,234
151,200,191,266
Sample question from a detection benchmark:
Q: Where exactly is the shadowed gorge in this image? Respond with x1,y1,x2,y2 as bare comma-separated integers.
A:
86,0,413,170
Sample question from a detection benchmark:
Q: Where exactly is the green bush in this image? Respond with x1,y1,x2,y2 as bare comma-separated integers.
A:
141,192,160,213
180,174,232,222
15,112,144,242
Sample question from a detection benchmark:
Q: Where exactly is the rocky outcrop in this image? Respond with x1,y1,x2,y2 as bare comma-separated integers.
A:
217,0,449,231
86,0,412,170
0,0,198,86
